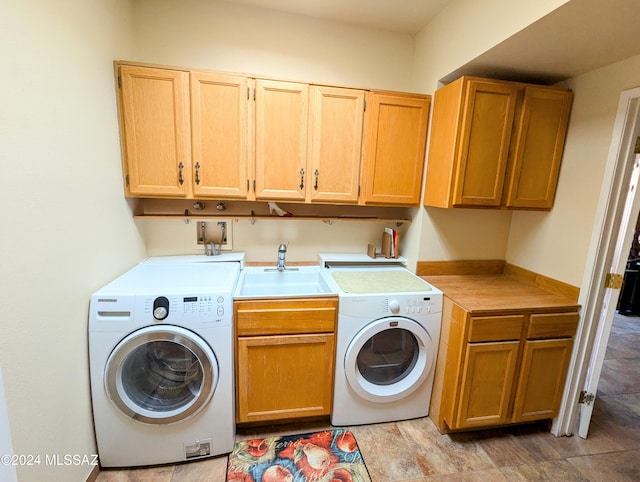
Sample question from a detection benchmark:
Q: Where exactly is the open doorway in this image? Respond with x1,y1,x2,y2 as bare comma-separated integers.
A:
585,198,640,436
552,86,640,438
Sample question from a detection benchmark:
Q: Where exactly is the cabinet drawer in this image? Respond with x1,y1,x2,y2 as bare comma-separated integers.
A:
235,298,338,336
468,315,524,342
527,312,579,339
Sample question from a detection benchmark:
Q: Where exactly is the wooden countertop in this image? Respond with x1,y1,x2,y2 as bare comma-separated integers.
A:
422,274,580,314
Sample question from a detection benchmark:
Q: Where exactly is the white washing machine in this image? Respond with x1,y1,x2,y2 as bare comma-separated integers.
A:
319,254,443,426
89,256,241,467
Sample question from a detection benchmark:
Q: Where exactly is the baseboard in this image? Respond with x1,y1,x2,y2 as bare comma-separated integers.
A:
503,263,580,302
85,465,99,482
416,260,505,276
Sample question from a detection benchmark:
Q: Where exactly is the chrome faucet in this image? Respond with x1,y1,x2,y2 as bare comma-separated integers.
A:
277,243,288,271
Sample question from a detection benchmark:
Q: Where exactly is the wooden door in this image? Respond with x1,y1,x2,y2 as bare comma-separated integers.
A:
307,86,364,203
455,341,520,429
236,333,335,423
119,66,191,197
452,80,518,207
360,92,430,205
512,338,574,422
190,72,250,199
505,87,573,209
254,80,309,200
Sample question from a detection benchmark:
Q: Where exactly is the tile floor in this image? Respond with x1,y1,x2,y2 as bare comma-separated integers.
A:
95,313,640,481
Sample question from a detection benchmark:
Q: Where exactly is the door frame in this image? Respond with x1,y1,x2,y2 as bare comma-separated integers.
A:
551,86,640,437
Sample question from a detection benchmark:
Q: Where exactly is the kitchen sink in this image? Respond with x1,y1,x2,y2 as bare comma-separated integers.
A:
235,266,335,299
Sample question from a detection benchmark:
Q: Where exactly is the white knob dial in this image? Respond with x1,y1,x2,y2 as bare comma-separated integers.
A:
389,299,400,314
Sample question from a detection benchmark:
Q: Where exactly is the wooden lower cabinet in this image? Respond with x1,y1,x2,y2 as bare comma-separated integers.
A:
456,341,519,429
431,302,579,433
512,337,574,422
234,297,337,424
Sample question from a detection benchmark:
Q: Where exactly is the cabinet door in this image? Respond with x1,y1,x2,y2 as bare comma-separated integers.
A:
119,66,191,197
505,87,573,209
361,92,430,205
307,86,364,203
455,341,519,429
452,80,518,207
512,338,574,422
236,334,335,423
190,72,250,199
254,80,309,200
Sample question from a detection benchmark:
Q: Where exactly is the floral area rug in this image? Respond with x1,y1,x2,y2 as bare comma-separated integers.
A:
226,429,371,482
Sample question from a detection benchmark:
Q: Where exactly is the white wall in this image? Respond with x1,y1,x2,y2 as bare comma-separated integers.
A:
507,53,640,286
0,1,144,480
132,0,415,91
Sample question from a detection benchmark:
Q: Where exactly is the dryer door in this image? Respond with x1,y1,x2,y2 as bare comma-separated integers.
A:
344,317,434,403
105,325,217,424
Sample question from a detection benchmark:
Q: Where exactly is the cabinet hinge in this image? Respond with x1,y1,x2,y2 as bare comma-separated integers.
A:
247,87,250,100
253,88,256,101
579,390,595,405
125,174,129,186
605,273,624,289
117,75,122,88
363,98,366,111
357,185,361,197
635,136,640,154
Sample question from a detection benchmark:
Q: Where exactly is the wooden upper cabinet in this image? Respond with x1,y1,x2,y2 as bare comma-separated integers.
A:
307,85,365,203
119,65,192,197
361,91,430,205
116,62,432,207
453,80,518,207
505,87,573,209
190,72,250,199
254,79,309,201
423,76,572,210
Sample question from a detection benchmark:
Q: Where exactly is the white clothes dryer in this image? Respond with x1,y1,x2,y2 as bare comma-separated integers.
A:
319,254,443,426
89,256,241,467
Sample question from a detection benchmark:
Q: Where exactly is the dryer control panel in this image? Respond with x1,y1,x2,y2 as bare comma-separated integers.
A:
339,293,443,318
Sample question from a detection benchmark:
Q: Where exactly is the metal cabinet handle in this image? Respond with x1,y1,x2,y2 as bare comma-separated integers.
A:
299,168,305,190
314,169,319,190
195,162,201,185
178,162,184,185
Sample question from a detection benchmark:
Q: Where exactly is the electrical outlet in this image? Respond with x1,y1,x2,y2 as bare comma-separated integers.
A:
196,221,232,251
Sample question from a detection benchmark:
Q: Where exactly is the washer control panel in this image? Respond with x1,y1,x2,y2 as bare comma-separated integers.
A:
141,293,229,324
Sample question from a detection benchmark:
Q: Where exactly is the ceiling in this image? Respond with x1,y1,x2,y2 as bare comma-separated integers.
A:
223,0,640,85
452,0,640,84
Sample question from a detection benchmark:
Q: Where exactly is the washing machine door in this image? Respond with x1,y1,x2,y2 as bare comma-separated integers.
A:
105,325,217,424
344,317,433,403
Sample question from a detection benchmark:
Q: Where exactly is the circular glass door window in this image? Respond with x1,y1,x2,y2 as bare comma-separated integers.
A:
344,317,433,403
356,328,419,385
106,325,217,424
